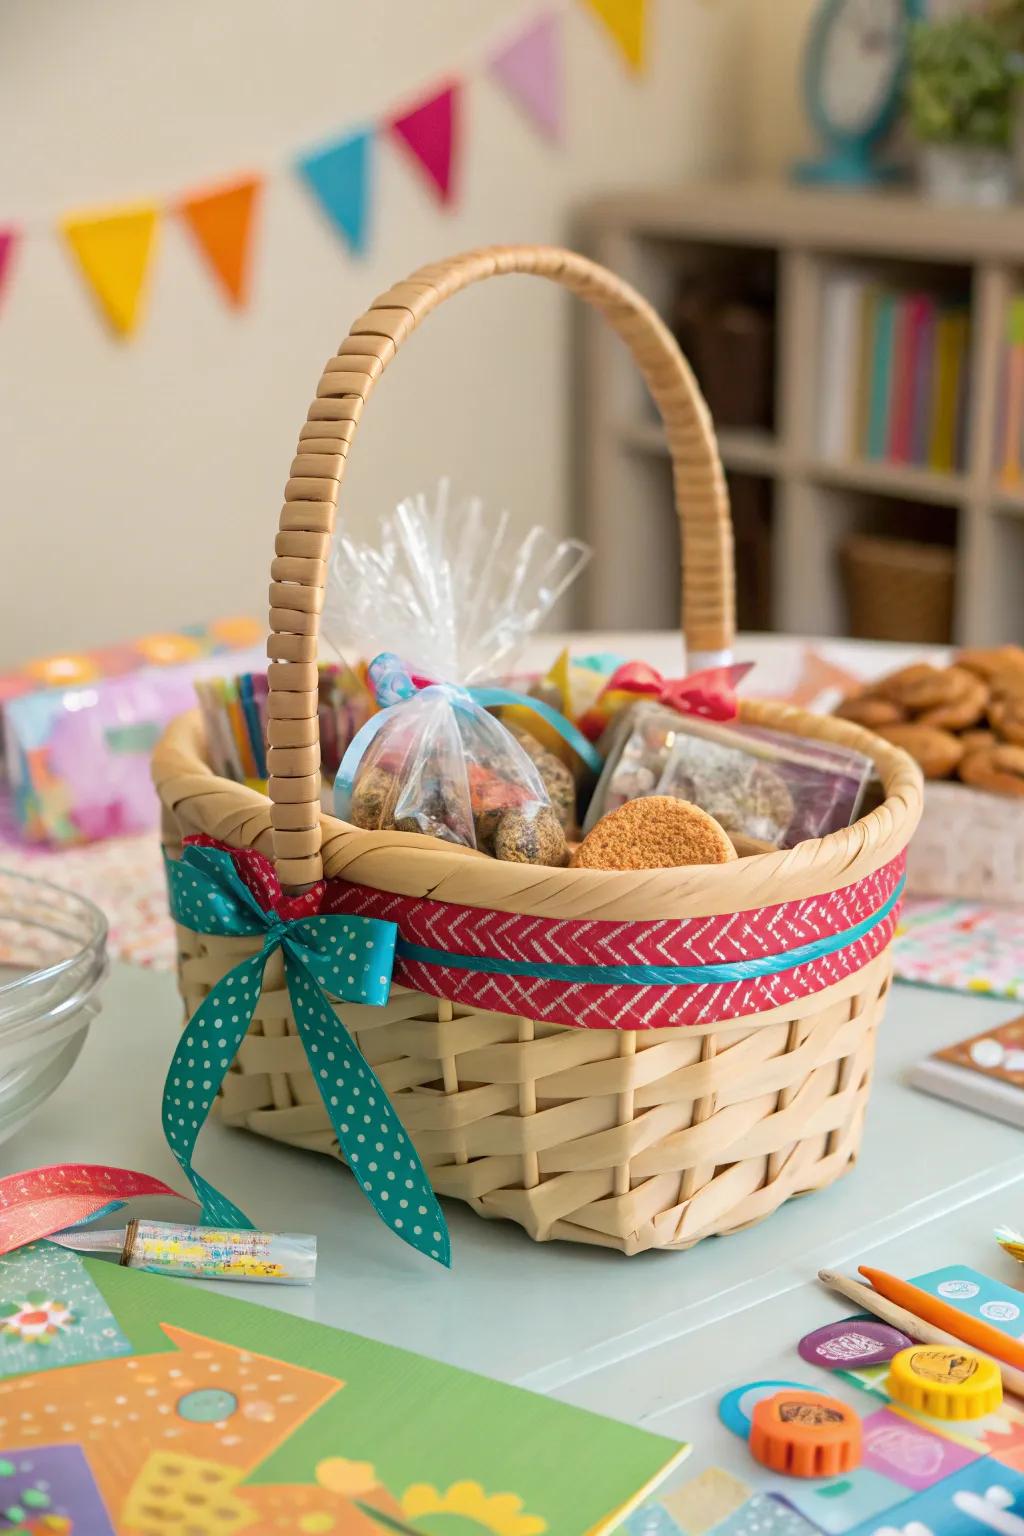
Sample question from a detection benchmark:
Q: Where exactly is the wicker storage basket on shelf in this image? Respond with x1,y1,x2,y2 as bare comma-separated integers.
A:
153,245,923,1256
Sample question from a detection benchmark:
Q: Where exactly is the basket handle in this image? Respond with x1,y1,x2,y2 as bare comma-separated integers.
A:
267,244,735,887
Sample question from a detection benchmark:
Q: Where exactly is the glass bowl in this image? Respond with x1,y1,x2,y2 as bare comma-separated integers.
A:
0,869,107,1144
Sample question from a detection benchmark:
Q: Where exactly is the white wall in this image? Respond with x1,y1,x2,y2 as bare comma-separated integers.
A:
0,0,752,665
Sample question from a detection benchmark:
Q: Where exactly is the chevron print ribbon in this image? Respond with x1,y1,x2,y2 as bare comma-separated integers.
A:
163,844,450,1267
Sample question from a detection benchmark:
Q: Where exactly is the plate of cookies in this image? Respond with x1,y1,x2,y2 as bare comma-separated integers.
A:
834,644,1024,902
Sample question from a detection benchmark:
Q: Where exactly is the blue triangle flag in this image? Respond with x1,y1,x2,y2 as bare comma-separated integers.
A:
297,128,373,254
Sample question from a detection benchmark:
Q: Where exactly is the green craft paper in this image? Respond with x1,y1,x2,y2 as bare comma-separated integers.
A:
84,1257,687,1532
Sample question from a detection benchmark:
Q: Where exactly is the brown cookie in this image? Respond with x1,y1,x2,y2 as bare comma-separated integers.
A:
876,663,955,712
493,806,568,866
834,694,905,728
571,795,737,870
918,671,988,730
959,744,1024,798
989,690,1024,745
875,723,963,779
961,728,998,753
956,645,1024,686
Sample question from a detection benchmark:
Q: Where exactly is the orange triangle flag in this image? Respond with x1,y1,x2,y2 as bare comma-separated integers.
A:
179,175,262,308
582,0,646,72
61,204,159,338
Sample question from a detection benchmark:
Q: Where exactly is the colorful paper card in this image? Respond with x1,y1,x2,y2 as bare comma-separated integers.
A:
0,1244,687,1534
0,1241,131,1377
913,1265,1024,1337
894,900,1024,1000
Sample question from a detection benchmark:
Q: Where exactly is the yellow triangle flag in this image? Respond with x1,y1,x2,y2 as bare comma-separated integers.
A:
61,204,159,337
583,0,646,72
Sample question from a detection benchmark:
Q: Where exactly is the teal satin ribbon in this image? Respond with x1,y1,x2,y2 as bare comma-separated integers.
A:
395,876,905,987
163,844,450,1268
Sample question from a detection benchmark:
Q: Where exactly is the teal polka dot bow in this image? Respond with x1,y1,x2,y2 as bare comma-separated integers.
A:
163,844,450,1267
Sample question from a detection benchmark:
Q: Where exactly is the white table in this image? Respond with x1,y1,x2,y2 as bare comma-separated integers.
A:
8,963,1022,1430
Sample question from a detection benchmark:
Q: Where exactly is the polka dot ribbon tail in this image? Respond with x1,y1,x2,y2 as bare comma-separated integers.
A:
163,844,450,1267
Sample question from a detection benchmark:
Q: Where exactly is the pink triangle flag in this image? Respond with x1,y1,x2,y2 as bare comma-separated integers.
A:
0,229,18,309
389,80,460,205
489,11,564,142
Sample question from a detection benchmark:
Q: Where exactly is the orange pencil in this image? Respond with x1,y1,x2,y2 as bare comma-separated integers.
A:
859,1266,1024,1372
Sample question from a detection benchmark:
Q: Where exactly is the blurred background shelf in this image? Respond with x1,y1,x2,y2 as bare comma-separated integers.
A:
578,180,1024,646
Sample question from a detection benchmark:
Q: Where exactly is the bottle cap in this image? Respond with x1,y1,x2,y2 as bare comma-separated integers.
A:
749,1390,862,1478
887,1346,1002,1420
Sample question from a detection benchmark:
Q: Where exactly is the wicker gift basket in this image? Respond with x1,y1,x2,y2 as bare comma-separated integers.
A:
153,245,923,1257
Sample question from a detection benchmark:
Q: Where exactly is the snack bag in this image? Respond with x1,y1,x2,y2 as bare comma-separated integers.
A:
585,702,871,850
325,484,591,863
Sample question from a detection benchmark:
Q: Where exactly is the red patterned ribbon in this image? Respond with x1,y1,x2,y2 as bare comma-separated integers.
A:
0,1164,186,1256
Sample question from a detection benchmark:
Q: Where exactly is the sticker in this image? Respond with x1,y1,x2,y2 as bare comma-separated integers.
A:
659,1467,752,1534
0,1241,131,1377
982,1302,1021,1323
720,1381,827,1439
0,1444,115,1534
939,1280,981,1300
915,1267,1024,1342
800,1321,912,1371
714,1493,820,1536
861,1409,979,1490
905,1348,980,1385
858,1453,1024,1536
779,1466,909,1535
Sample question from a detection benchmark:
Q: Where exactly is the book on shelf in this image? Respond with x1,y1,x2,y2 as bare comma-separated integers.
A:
997,294,1024,485
817,270,970,474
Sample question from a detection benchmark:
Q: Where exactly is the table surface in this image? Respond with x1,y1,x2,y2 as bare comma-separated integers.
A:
5,628,1018,1508
9,961,1023,1461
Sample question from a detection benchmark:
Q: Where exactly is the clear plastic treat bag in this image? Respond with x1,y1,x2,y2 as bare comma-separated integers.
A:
324,483,593,864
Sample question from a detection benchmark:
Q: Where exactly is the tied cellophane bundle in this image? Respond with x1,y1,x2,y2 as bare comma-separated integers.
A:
324,482,591,866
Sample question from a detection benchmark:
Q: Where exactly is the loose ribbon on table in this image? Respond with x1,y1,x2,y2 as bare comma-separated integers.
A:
334,651,604,818
163,843,450,1267
0,1164,185,1256
576,659,754,740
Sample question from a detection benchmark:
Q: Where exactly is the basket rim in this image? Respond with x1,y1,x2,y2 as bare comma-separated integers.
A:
154,697,923,922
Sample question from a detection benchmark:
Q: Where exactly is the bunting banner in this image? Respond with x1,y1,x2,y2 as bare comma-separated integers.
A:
60,204,159,338
389,81,460,206
179,175,263,308
0,229,18,309
489,12,565,142
9,2,652,338
582,0,647,72
297,129,373,255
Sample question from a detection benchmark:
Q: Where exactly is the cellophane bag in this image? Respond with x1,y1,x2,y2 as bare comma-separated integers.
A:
325,483,590,858
585,702,871,849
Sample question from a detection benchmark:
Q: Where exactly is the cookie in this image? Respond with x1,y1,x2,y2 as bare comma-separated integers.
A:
875,723,963,779
989,690,1024,745
834,694,905,729
507,724,576,831
350,766,400,829
571,795,737,870
493,806,568,866
956,645,1024,686
961,728,998,753
876,663,954,712
959,743,1024,798
918,670,988,730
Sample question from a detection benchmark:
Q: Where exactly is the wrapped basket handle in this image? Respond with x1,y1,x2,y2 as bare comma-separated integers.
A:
267,244,735,888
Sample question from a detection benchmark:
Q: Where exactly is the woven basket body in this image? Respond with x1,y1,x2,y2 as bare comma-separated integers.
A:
154,245,922,1255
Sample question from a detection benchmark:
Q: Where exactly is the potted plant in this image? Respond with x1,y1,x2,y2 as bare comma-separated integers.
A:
907,10,1014,205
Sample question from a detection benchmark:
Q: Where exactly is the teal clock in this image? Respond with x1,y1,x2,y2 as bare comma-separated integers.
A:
795,0,921,186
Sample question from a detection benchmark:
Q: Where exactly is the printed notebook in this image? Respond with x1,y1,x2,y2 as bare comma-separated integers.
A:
0,1240,688,1534
907,1013,1024,1129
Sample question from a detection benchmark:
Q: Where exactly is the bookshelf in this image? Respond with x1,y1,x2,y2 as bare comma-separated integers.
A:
576,180,1024,645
